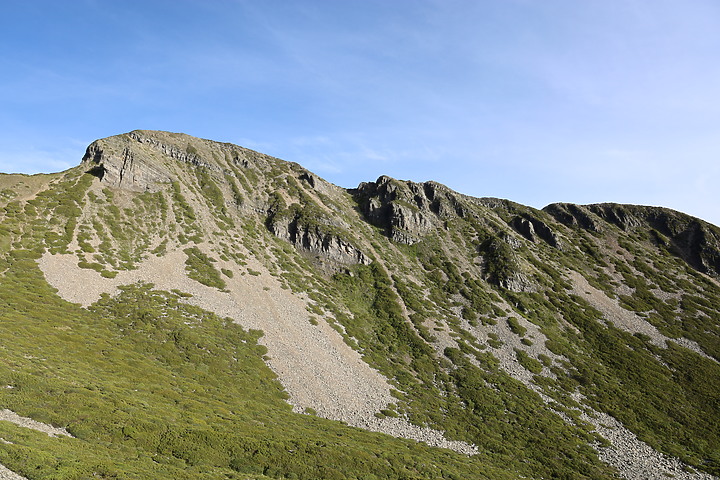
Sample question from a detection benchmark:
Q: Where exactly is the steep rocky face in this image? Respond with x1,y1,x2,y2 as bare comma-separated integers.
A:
477,234,536,292
586,204,720,277
352,176,466,244
80,130,371,268
267,217,370,266
545,202,720,278
82,130,279,192
543,202,604,232
509,214,562,248
82,138,173,192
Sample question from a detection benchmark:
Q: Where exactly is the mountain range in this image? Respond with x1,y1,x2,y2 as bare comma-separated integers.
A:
0,130,718,479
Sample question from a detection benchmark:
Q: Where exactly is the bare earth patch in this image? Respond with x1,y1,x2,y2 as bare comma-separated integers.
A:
570,271,713,361
38,249,476,454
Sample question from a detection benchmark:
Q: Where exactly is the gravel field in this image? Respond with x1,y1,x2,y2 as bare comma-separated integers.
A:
38,249,476,454
34,250,718,476
570,271,713,361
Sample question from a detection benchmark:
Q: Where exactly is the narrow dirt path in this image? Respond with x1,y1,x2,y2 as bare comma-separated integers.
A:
0,410,72,438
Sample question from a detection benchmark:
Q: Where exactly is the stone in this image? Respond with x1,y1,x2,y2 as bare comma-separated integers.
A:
82,140,172,192
352,176,465,245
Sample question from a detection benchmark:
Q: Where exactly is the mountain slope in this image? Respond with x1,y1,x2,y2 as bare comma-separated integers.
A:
0,130,718,480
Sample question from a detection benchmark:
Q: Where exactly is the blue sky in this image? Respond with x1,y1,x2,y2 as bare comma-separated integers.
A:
1,0,719,226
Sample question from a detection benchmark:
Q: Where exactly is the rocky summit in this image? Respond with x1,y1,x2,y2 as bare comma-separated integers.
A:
0,130,718,480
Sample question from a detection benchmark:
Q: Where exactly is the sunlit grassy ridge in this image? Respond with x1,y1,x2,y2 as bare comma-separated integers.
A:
0,130,718,479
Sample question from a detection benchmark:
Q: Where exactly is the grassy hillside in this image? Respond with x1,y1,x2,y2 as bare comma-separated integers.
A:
0,130,717,479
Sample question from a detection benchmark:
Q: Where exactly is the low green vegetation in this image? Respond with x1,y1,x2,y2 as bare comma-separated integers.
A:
184,246,227,290
515,349,543,374
324,263,615,479
1,135,719,479
506,317,526,337
0,258,512,480
195,169,234,230
171,182,203,244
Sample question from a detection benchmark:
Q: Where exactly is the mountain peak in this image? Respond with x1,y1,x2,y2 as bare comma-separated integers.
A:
81,130,257,191
1,130,719,479
78,130,720,280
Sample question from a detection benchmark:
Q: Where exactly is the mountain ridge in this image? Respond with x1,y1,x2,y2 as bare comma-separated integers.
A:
82,130,720,278
0,130,718,479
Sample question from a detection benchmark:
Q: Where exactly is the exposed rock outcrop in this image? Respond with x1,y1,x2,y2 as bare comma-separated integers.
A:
352,176,465,244
298,171,335,196
546,202,720,277
479,234,536,292
82,140,173,192
585,204,720,275
81,130,274,193
543,203,603,232
510,214,562,248
268,217,370,265
127,130,222,173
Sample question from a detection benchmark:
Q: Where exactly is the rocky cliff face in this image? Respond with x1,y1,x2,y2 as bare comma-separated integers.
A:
543,202,604,232
586,204,720,277
82,137,173,192
83,131,720,280
82,130,273,192
545,202,720,278
509,214,562,248
352,176,467,244
80,130,372,268
267,216,370,266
